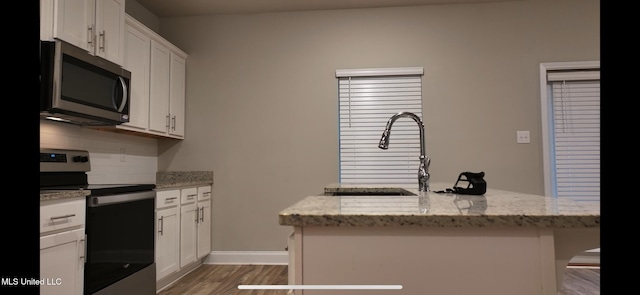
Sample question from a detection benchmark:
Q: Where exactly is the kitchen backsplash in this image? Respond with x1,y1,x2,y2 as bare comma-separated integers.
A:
40,120,158,184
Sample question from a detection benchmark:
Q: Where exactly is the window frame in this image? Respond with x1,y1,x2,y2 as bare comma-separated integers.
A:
336,67,424,189
539,61,600,198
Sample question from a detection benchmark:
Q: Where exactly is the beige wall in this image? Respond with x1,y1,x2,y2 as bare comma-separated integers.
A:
153,0,599,251
125,0,160,33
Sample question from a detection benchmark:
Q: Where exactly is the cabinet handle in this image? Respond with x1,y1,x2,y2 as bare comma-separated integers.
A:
165,197,177,203
166,115,170,129
158,216,164,236
171,115,176,131
195,207,199,223
50,214,76,221
80,234,87,261
87,26,94,47
200,207,204,222
99,30,105,51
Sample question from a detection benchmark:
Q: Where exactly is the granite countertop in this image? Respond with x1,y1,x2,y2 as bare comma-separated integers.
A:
40,171,213,201
278,183,600,228
40,190,91,202
155,171,213,189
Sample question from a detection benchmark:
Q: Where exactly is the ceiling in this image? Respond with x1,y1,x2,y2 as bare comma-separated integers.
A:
134,0,520,17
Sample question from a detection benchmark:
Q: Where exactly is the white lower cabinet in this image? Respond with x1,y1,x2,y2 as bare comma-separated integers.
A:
156,185,212,282
155,190,180,280
196,198,211,258
179,186,212,267
39,198,86,295
40,228,85,295
179,188,198,267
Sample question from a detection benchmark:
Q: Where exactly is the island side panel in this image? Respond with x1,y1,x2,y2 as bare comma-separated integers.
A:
287,226,303,294
299,226,557,295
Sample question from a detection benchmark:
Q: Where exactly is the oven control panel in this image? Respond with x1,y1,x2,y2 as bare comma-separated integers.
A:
40,148,91,172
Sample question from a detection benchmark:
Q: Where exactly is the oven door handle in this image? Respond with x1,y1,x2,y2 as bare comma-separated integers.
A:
88,190,156,207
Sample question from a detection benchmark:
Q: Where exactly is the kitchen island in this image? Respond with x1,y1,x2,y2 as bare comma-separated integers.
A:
279,183,600,295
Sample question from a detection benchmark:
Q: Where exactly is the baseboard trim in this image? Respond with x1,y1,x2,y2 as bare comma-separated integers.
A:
569,252,600,266
204,251,288,265
202,250,598,267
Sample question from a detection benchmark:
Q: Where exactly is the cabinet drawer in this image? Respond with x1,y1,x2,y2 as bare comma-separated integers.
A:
197,185,211,201
157,190,180,209
40,199,86,234
181,187,198,204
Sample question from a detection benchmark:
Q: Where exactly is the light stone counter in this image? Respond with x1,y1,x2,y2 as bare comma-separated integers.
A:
281,183,600,295
40,171,213,201
279,183,600,228
40,190,90,202
155,171,213,189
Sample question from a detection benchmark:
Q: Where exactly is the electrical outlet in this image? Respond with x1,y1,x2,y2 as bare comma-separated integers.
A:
120,147,126,162
516,131,530,144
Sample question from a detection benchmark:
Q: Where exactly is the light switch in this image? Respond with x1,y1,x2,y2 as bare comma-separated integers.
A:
517,131,530,144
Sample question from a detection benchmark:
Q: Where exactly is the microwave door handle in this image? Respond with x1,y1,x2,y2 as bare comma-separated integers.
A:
115,76,128,112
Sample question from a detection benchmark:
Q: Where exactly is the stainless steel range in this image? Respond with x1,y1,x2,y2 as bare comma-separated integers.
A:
40,148,156,295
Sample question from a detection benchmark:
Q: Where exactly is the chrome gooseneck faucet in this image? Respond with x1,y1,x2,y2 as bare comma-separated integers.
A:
378,111,431,192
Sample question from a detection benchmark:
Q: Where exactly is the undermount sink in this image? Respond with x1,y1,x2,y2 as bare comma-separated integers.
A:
324,188,416,196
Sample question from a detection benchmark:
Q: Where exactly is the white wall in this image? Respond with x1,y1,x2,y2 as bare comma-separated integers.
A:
40,120,158,184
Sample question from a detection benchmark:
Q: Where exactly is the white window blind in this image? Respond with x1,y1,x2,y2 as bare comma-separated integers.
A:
547,70,600,202
337,67,424,190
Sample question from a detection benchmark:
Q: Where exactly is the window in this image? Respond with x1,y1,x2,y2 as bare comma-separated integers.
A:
336,67,424,190
540,61,600,203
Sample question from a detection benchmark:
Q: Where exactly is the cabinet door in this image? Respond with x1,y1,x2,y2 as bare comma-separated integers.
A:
169,52,186,137
51,0,94,51
149,40,171,135
121,21,150,130
197,199,211,259
94,0,125,65
156,206,179,280
40,228,85,295
180,203,197,267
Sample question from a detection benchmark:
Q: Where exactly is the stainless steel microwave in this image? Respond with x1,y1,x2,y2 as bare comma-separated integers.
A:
40,40,131,126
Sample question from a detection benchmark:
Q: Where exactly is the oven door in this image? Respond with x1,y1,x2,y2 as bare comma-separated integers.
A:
84,190,155,294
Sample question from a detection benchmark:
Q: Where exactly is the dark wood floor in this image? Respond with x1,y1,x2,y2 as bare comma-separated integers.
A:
157,265,288,295
559,266,601,295
157,264,599,295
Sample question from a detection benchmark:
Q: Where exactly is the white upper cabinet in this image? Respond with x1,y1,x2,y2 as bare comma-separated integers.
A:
115,14,188,139
149,40,172,135
94,0,125,65
40,0,125,66
149,41,187,139
121,17,151,131
168,52,187,137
